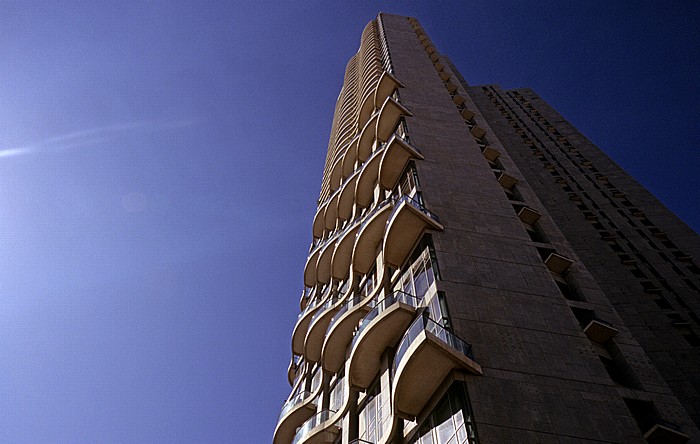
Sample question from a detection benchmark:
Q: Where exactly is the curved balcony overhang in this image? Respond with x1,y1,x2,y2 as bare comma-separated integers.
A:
355,145,384,208
439,71,450,82
383,196,444,269
342,136,360,179
358,112,379,164
315,241,336,285
305,295,344,363
331,222,361,281
376,96,412,143
304,247,322,288
312,206,326,240
393,317,482,419
337,169,361,222
329,154,345,192
322,268,385,373
434,61,444,71
292,303,317,355
453,94,465,106
358,90,376,132
352,199,395,275
445,82,458,94
374,71,404,108
378,134,424,190
348,293,420,390
273,390,319,444
323,190,341,231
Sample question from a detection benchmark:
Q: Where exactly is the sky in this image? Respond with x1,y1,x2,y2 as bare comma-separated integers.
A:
0,1,698,443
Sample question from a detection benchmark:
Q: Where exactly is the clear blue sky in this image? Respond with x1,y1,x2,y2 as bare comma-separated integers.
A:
0,1,697,443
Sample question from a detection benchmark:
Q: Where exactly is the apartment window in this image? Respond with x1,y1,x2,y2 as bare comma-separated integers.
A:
394,245,437,300
359,382,391,443
409,383,478,444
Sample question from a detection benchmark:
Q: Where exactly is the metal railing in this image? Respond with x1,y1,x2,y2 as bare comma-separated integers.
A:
351,290,422,350
395,194,440,224
291,409,337,444
278,390,313,422
394,313,474,374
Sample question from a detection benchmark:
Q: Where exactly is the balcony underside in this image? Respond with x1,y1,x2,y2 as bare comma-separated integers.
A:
329,154,344,192
358,113,379,164
383,199,443,269
316,241,336,285
349,303,417,389
355,147,383,208
331,224,361,281
352,203,393,275
340,138,359,182
337,170,360,222
378,135,423,190
374,71,403,109
376,96,412,144
393,331,482,419
304,248,321,288
305,304,339,363
323,192,340,231
292,307,316,356
322,301,371,374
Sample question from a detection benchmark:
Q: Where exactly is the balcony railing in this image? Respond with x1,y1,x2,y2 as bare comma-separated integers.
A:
394,313,474,373
397,194,440,224
351,290,422,350
327,293,365,334
291,409,337,444
278,390,313,423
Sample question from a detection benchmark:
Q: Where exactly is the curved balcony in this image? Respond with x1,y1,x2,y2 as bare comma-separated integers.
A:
291,409,341,444
375,96,412,146
348,291,423,389
374,71,403,110
323,188,341,231
331,220,362,281
273,390,319,444
305,291,344,363
358,86,378,131
378,134,424,190
338,168,361,222
304,246,322,288
287,354,302,385
315,240,336,285
383,195,443,269
312,206,325,240
342,136,360,180
322,268,385,373
355,144,385,208
292,287,329,355
352,197,396,275
393,314,482,419
358,111,379,165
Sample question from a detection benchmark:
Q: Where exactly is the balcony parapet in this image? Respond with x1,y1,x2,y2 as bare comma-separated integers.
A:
383,195,443,269
349,290,423,389
322,268,385,373
273,390,319,444
291,409,340,444
393,313,482,418
292,286,331,355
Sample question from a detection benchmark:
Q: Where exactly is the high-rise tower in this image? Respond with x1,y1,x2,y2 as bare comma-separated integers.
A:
275,13,700,444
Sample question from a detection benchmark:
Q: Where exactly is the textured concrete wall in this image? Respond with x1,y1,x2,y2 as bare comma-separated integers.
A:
380,13,700,443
